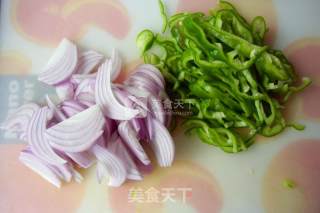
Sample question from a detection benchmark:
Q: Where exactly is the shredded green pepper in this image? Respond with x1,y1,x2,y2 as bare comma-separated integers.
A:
136,1,311,153
136,29,154,54
158,0,168,33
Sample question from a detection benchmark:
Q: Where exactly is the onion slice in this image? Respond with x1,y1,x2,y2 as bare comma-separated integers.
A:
28,107,66,165
49,163,73,182
71,73,97,85
149,118,175,167
118,121,150,165
146,113,154,140
125,64,165,97
91,144,126,187
76,50,104,74
61,100,86,117
136,64,165,88
126,75,161,96
110,49,122,81
72,170,83,183
19,150,61,188
103,118,117,141
95,60,139,120
66,151,95,168
46,105,105,152
38,39,78,85
2,40,175,188
148,96,165,124
108,136,142,180
75,93,96,107
96,161,108,183
128,95,149,112
74,78,95,98
56,82,74,101
45,95,66,122
1,103,39,133
74,78,95,107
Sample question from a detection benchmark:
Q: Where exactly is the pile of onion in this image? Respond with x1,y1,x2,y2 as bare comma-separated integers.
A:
1,38,174,187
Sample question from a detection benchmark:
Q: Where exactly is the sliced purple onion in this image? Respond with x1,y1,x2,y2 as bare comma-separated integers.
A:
19,150,61,188
45,95,66,122
75,93,96,107
137,118,149,141
76,50,104,74
113,88,148,119
103,118,117,142
161,93,172,128
130,118,141,133
46,105,105,152
1,103,39,133
135,160,153,174
56,82,74,101
27,107,66,165
61,100,86,117
148,96,165,125
66,151,95,168
49,163,73,182
118,121,150,165
112,88,146,124
149,118,174,167
74,78,95,97
108,136,142,180
61,100,86,112
48,161,83,183
123,85,151,98
95,60,139,120
91,144,126,187
61,107,82,118
124,64,165,97
136,64,165,88
74,78,95,107
96,161,107,183
112,86,134,108
72,169,84,183
38,39,78,85
110,49,122,81
70,73,97,85
2,40,175,188
126,75,161,96
146,112,154,140
128,95,149,112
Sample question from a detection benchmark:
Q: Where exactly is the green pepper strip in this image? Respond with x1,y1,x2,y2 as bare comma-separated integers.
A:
135,1,311,153
158,0,168,33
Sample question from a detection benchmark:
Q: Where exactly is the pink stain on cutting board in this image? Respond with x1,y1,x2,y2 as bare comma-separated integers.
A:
263,140,320,213
108,160,223,213
12,0,130,46
177,0,277,44
158,172,222,213
285,38,320,120
0,144,86,213
286,38,320,81
300,85,320,118
0,51,32,75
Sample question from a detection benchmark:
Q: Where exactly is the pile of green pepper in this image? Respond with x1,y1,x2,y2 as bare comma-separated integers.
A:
136,1,311,153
